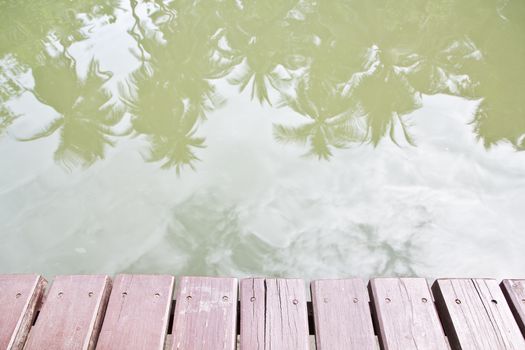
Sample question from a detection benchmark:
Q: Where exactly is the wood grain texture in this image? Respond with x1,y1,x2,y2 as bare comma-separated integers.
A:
266,278,310,350
433,278,525,350
239,278,310,350
0,274,46,350
311,279,376,350
24,275,111,350
171,276,238,350
96,274,174,350
239,278,265,350
501,279,525,337
370,278,448,350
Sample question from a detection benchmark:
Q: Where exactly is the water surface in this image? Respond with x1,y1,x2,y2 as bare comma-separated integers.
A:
1,0,524,279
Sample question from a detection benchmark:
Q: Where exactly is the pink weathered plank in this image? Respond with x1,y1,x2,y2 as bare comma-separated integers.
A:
370,278,448,350
433,278,525,350
171,276,238,350
501,279,525,337
239,278,309,350
239,278,265,350
23,275,111,350
265,278,309,350
96,274,174,350
0,274,47,350
311,278,376,350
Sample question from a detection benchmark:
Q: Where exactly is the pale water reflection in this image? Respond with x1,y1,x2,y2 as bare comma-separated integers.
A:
0,0,524,279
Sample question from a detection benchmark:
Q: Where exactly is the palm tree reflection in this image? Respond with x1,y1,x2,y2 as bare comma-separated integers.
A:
461,0,525,151
273,79,363,159
353,57,420,147
0,0,122,165
121,0,235,172
1,0,524,170
19,50,124,168
220,0,307,105
0,106,16,136
0,0,118,68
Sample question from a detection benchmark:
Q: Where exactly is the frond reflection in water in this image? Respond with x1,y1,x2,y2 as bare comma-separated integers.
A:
0,0,524,170
121,66,208,173
353,60,420,147
273,80,364,159
121,0,236,172
0,106,17,136
221,0,308,105
19,50,124,168
462,0,525,151
0,0,119,68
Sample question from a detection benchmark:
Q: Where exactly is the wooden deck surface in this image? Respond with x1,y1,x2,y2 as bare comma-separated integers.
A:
1,275,525,349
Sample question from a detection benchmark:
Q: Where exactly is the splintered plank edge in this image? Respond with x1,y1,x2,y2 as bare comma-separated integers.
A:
96,274,175,350
23,275,112,350
433,278,525,350
501,279,525,337
370,278,448,350
0,274,47,350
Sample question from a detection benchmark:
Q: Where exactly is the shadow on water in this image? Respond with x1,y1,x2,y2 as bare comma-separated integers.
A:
124,190,276,276
124,190,419,277
0,0,524,169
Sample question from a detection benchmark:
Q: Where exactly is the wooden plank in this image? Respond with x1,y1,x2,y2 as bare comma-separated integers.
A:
171,276,237,350
311,279,376,350
432,278,525,350
265,278,309,350
239,278,265,350
23,275,111,350
239,278,309,350
501,279,525,337
369,278,448,350
96,274,174,350
0,274,46,350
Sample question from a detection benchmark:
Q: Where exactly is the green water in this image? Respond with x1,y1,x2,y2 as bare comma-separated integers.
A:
1,0,524,279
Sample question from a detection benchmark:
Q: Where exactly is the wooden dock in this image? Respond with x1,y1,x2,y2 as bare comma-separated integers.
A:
1,275,525,349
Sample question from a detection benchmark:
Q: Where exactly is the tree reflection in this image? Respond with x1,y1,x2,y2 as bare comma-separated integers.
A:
0,106,16,137
0,0,122,166
219,0,307,105
353,58,420,147
271,0,422,156
459,0,525,150
120,0,235,172
0,0,118,68
19,49,123,168
1,0,524,169
273,80,363,159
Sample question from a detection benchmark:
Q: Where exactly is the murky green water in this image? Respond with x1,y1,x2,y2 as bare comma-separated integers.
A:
1,0,524,279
